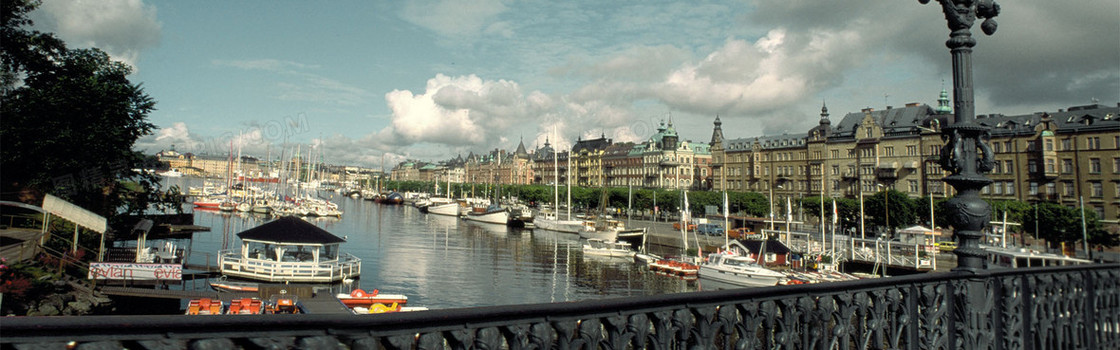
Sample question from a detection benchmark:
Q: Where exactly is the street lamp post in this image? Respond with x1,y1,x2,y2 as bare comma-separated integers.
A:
918,0,1000,272
878,183,890,238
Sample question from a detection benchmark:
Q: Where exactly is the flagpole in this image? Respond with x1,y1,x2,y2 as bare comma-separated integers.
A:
723,191,730,248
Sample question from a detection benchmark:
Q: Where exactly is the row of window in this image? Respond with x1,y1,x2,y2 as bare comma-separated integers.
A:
1028,181,1116,198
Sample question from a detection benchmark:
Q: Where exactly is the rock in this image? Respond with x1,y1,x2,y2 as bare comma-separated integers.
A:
34,304,60,316
67,300,92,315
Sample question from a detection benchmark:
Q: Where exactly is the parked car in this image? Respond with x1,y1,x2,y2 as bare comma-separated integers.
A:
696,223,724,236
672,222,696,232
728,227,755,239
938,241,958,252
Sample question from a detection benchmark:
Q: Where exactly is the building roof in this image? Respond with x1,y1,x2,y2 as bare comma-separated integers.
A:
236,216,346,244
572,134,612,154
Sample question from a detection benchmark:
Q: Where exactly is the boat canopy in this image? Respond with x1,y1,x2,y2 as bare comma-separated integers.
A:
236,216,346,244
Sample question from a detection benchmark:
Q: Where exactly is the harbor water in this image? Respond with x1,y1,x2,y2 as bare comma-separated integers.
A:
167,178,699,310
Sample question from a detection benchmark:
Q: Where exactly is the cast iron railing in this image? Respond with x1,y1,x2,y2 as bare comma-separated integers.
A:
3,263,1116,349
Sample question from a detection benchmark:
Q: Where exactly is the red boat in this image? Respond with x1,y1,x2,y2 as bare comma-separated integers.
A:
648,259,700,276
335,289,408,307
226,298,263,314
192,197,223,208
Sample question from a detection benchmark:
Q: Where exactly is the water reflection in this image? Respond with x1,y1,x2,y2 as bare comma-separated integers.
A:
165,177,698,309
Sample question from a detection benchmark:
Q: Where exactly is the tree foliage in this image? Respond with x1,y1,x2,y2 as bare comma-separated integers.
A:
1,0,175,217
1022,202,1113,248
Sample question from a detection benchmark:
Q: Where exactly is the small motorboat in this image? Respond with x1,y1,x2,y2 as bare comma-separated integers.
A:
185,298,223,315
265,292,301,314
209,277,259,292
335,289,409,308
648,258,700,277
226,298,264,314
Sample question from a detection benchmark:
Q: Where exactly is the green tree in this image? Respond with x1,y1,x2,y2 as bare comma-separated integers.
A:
863,189,917,236
1,0,174,217
1023,202,1115,248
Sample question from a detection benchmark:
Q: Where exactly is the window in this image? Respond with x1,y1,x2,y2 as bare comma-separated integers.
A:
884,146,894,156
1091,182,1103,197
1087,137,1101,150
832,165,840,175
1115,158,1120,173
1004,141,1012,152
1005,181,1014,195
865,128,873,138
1090,158,1101,174
1064,182,1075,196
1029,182,1038,195
907,145,917,156
1045,139,1054,151
1028,160,1037,173
1061,139,1071,150
1094,206,1104,219
1062,159,1073,174
1005,160,1014,172
993,142,1001,153
908,180,919,193
1046,159,1055,173
831,149,840,158
992,182,1002,194
1046,183,1056,195
993,161,1002,173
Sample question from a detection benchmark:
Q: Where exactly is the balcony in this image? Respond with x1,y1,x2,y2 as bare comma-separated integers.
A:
6,264,1117,349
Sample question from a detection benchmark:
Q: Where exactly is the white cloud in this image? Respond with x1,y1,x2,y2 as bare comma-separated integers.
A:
380,74,553,148
32,0,162,69
400,0,509,41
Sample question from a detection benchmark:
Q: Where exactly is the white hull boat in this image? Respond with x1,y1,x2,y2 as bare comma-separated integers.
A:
698,252,785,288
464,206,509,225
427,202,462,217
533,214,584,234
582,239,635,258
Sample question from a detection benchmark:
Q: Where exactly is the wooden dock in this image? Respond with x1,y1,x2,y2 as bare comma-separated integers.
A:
99,284,352,314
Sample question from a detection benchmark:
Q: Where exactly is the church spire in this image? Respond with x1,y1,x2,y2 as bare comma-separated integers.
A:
819,101,831,125
936,86,953,115
710,115,724,146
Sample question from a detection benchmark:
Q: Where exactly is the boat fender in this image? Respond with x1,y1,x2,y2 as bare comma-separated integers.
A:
350,289,367,298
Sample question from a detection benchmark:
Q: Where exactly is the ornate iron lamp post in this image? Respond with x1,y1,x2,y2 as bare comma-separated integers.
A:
920,0,1000,272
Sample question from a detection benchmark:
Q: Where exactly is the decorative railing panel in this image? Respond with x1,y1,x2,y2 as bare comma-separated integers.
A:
2,264,1116,349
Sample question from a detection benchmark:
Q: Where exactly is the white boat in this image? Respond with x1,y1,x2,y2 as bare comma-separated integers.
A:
159,169,184,177
533,213,585,234
578,218,645,242
217,216,360,283
464,204,509,225
582,239,635,258
698,252,785,288
427,201,463,217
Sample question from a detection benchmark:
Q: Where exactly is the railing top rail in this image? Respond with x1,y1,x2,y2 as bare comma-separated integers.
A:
3,263,1115,344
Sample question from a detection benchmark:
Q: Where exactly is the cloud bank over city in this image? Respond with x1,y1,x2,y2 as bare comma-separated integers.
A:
36,0,1117,168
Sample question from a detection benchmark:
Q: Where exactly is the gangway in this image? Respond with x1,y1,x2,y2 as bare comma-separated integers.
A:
767,229,938,271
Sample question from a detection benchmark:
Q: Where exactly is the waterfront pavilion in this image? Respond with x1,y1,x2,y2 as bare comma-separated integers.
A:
218,216,360,283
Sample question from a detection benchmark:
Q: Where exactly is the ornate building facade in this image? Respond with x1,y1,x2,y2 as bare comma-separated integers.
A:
710,94,1120,224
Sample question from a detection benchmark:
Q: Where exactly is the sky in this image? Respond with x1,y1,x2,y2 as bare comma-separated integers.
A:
29,0,1120,169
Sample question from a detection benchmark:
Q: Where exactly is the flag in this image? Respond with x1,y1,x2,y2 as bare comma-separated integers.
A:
832,199,839,225
786,197,792,222
682,191,691,223
723,192,730,218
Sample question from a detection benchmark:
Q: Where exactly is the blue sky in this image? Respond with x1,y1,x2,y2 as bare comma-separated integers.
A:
29,0,1120,168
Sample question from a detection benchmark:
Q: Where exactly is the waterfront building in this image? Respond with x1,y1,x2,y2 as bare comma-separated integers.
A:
570,134,612,187
637,120,712,190
603,142,639,187
531,138,570,186
710,93,1120,226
